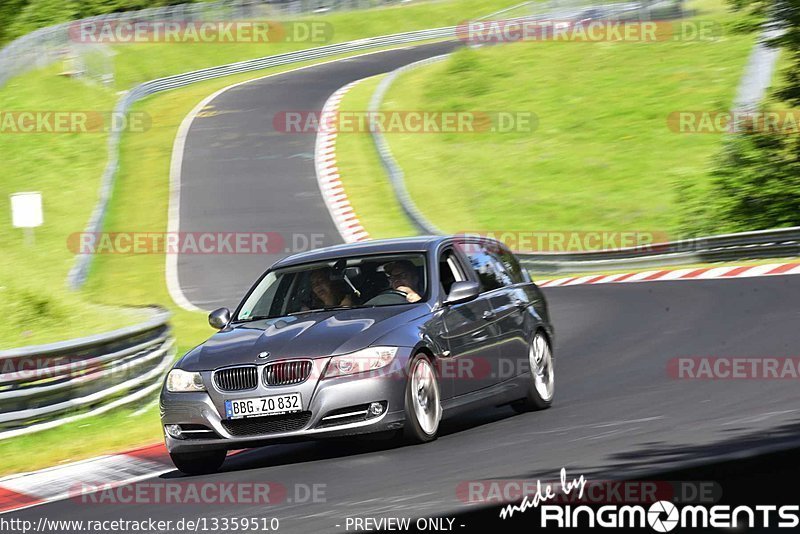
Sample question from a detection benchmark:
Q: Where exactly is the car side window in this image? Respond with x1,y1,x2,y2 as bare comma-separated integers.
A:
455,241,512,292
492,242,528,284
439,249,465,295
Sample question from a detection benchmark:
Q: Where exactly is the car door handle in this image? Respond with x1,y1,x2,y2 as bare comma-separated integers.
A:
514,299,527,309
471,330,489,342
482,310,496,320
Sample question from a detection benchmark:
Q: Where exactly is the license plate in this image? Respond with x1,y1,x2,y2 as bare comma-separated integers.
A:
224,393,302,419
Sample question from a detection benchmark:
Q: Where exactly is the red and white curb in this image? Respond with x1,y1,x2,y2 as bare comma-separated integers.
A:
314,81,370,244
536,261,800,288
0,442,172,514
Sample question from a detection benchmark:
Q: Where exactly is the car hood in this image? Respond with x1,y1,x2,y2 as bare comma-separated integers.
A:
178,304,430,371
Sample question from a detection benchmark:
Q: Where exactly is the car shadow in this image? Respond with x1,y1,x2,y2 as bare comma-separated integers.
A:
500,416,800,482
160,404,520,478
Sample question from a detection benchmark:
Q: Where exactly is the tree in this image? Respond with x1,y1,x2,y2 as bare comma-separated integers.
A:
682,0,800,235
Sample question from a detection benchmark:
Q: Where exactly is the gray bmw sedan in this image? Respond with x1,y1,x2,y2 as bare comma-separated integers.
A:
160,235,554,474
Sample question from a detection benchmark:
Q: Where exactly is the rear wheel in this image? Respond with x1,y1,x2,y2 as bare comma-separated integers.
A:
403,354,442,443
513,332,554,413
169,449,226,475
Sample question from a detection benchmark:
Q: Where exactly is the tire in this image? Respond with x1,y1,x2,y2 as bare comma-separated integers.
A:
169,449,226,475
403,353,442,443
512,331,555,413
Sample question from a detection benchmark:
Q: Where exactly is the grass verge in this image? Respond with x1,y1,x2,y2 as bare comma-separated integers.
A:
334,0,757,239
74,0,529,89
0,0,521,349
0,46,450,476
334,75,419,238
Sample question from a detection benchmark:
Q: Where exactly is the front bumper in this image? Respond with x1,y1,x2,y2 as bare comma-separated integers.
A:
160,350,412,454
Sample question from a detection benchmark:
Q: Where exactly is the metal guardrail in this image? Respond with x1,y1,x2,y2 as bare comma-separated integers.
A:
368,54,449,236
516,227,800,273
364,0,800,273
65,0,681,288
0,0,398,89
0,307,175,440
66,25,459,289
365,0,661,234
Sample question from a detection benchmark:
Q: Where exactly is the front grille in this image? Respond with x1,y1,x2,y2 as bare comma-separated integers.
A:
263,360,312,386
221,412,312,437
214,366,258,391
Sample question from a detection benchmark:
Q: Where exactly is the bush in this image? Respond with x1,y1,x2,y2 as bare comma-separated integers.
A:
2,0,200,44
681,0,800,236
681,132,800,236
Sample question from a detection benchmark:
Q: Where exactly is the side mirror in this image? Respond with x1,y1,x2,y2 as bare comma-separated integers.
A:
208,307,231,329
444,281,480,305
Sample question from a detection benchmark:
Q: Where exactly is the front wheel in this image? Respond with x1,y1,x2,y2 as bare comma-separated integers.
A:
403,354,442,443
512,332,555,413
169,449,226,475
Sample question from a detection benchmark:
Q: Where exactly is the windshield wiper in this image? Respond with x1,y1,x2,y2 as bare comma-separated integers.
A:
286,306,352,316
235,306,354,323
233,315,277,323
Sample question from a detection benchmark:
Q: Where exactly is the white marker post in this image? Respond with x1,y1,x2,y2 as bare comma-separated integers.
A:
10,192,43,246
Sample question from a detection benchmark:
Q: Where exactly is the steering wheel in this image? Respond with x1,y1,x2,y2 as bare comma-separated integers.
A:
364,288,408,306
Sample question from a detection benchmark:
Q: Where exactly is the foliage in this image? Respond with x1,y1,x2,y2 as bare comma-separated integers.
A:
2,0,197,43
682,0,800,235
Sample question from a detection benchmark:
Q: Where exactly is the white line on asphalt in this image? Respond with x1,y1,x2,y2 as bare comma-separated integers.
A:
166,45,446,311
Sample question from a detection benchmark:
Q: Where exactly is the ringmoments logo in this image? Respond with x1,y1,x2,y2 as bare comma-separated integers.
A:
530,502,800,530
498,470,800,530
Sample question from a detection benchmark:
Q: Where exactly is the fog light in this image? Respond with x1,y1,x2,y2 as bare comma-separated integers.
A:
368,402,384,417
165,424,182,438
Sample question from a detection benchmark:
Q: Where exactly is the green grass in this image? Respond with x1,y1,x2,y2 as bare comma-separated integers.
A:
0,66,146,348
0,0,532,473
334,75,419,238
84,0,529,89
0,0,523,349
335,0,757,239
0,53,412,476
0,402,164,475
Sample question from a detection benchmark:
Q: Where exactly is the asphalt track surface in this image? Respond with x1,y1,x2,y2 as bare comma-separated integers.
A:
175,41,459,311
14,43,800,532
11,275,800,531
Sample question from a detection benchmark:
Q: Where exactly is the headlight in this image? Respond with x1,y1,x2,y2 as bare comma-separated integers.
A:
324,347,399,378
166,369,206,392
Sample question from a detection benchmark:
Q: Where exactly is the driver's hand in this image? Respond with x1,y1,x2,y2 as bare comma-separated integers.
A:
396,286,421,303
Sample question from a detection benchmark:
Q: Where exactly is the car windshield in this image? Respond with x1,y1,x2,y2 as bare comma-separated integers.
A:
235,253,428,321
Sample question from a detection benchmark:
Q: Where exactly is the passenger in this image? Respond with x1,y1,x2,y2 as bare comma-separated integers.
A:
310,267,354,308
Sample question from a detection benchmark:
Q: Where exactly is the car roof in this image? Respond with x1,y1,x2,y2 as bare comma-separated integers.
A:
272,235,451,269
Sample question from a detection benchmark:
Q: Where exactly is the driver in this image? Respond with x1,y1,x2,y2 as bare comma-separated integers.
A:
383,260,422,303
310,267,354,308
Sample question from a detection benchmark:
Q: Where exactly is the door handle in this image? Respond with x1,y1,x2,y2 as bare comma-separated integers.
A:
471,331,489,342
514,299,527,309
482,310,496,320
